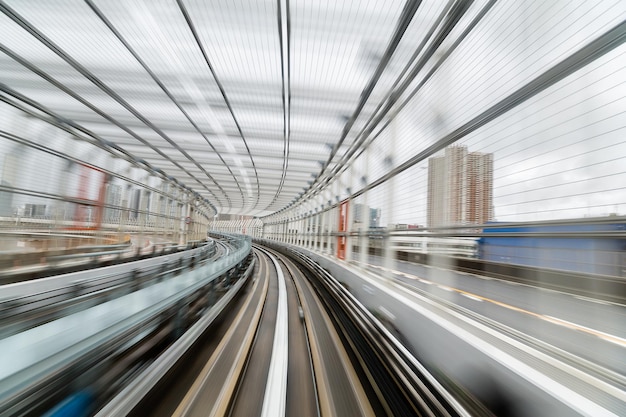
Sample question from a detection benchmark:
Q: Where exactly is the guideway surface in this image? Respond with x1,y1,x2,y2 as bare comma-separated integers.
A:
141,246,381,416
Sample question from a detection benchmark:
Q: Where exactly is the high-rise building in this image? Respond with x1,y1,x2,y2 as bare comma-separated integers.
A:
427,146,493,227
104,183,122,222
467,151,494,225
353,203,381,229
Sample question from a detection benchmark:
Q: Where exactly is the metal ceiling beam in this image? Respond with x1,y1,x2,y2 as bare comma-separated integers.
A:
265,0,292,212
318,0,422,173
0,63,374,109
71,116,346,144
303,0,482,203
85,0,246,208
308,18,626,214
0,2,232,209
177,0,261,211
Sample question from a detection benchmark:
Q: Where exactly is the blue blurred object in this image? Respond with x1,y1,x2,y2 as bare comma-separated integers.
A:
478,222,626,276
43,390,93,417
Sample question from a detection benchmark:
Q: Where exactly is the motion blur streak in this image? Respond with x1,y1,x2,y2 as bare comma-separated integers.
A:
1,1,624,416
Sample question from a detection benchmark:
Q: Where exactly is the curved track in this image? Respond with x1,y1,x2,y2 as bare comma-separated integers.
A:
136,245,379,417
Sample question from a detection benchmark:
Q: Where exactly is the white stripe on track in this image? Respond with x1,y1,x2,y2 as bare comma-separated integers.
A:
261,253,289,417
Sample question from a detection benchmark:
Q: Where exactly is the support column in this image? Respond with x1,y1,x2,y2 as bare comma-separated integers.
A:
309,210,314,250
314,208,320,251
360,144,372,268
302,213,307,247
305,212,310,249
178,190,189,247
383,120,398,280
332,180,340,257
325,192,333,255
345,167,355,262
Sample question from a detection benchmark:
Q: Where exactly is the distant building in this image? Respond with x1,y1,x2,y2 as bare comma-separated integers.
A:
467,152,494,225
23,204,46,217
389,223,423,230
217,214,253,221
427,146,493,227
104,183,122,222
353,204,381,229
0,180,13,216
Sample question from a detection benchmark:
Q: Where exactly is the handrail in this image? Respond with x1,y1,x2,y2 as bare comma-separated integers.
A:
94,256,256,417
0,235,252,415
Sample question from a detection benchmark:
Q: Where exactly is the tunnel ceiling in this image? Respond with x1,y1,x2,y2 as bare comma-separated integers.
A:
0,0,433,217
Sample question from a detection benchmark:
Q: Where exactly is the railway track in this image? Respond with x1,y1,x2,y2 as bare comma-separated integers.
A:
12,237,470,416
128,243,468,417
138,245,376,416
0,242,219,338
